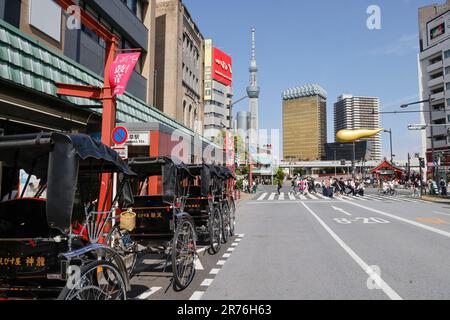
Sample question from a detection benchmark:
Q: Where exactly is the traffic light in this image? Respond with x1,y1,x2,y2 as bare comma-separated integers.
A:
419,158,425,169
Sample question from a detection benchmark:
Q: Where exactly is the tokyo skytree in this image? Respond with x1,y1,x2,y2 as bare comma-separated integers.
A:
247,27,260,145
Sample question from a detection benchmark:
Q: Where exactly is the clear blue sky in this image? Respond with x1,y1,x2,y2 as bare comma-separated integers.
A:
184,0,436,161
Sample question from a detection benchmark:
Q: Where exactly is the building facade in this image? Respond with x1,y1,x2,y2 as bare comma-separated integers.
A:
418,0,450,174
154,0,204,134
0,0,220,165
282,84,328,161
203,39,233,142
334,94,381,161
325,142,368,162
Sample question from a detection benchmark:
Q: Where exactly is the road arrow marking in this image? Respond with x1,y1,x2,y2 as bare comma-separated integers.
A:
332,206,352,216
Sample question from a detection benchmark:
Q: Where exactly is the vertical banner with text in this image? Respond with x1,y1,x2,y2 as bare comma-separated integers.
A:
109,52,141,97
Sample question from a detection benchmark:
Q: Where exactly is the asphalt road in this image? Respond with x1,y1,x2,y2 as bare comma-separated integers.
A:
197,187,450,300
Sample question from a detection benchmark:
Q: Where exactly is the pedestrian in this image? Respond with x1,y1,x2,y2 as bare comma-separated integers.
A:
440,178,448,196
277,180,283,195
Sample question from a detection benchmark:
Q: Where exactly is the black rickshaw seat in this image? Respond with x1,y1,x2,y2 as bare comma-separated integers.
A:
0,198,53,238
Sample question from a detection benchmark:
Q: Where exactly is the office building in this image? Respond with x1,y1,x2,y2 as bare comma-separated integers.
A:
334,94,381,161
203,39,233,142
282,84,327,161
418,0,450,171
154,0,204,134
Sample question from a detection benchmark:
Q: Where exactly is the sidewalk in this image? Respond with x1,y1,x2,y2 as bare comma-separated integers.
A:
421,195,450,204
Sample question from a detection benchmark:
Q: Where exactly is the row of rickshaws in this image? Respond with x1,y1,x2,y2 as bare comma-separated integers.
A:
0,133,236,300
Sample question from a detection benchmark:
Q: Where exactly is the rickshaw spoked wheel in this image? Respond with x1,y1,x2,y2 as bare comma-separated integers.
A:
221,203,230,244
172,218,197,291
58,260,127,300
106,225,138,278
228,199,236,237
209,207,222,254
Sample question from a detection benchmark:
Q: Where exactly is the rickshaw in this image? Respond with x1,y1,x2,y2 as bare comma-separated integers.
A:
215,166,237,242
184,164,223,254
109,157,197,291
0,132,135,300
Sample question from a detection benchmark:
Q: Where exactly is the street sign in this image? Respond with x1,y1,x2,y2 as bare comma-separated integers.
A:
112,126,128,146
112,145,128,160
126,132,150,146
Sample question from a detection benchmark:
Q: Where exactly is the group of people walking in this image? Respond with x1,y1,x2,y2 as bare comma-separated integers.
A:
322,177,365,198
286,176,318,195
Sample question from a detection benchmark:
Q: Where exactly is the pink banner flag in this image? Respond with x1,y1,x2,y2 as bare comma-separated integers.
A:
109,52,141,96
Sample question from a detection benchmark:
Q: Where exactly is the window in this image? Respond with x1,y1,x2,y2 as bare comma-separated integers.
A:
29,0,62,42
446,66,450,75
445,50,450,59
121,0,144,21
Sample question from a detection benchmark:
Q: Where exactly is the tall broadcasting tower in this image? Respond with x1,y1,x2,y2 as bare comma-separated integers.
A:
247,28,260,143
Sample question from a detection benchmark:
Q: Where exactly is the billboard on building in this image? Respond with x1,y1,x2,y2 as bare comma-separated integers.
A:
212,48,232,86
204,39,213,101
425,11,450,49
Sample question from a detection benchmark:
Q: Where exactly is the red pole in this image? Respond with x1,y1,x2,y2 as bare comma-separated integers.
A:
98,37,117,218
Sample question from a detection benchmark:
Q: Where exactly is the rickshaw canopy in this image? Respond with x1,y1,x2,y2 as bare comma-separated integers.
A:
128,157,193,203
0,132,136,232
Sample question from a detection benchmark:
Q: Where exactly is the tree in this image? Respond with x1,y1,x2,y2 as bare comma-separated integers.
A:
274,167,286,185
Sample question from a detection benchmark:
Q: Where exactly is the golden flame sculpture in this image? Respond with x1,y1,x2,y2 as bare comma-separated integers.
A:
336,128,384,143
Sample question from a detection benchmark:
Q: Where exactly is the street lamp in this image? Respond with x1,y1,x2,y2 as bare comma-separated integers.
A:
401,95,436,180
384,129,394,163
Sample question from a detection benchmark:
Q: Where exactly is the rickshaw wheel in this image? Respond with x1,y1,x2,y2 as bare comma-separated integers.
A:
209,207,222,254
106,225,138,277
58,260,127,300
229,199,236,237
172,218,197,291
221,203,230,244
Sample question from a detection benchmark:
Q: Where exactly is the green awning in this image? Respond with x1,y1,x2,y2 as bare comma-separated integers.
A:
0,19,217,147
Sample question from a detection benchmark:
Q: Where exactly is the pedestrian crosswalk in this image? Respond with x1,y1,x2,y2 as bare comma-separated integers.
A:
254,192,430,203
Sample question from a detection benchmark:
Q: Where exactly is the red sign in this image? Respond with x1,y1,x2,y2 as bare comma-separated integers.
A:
112,126,129,145
212,48,232,86
109,52,141,96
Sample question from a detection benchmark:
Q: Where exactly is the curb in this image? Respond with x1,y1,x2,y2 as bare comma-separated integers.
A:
421,196,450,204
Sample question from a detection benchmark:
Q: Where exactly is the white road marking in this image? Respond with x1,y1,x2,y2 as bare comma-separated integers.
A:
189,291,204,300
268,193,276,201
196,246,207,254
307,194,319,200
341,199,450,239
201,279,214,287
434,211,450,216
299,194,307,200
210,268,220,275
194,257,204,270
237,234,245,238
137,287,162,300
300,202,402,300
279,193,285,200
332,206,352,216
257,193,268,201
217,260,227,266
316,194,330,200
223,253,232,258
227,248,235,252
142,259,164,265
289,193,296,200
231,243,239,247
235,238,242,242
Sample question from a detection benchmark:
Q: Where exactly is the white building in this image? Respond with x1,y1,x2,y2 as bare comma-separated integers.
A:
203,39,233,142
334,94,382,161
418,1,450,171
